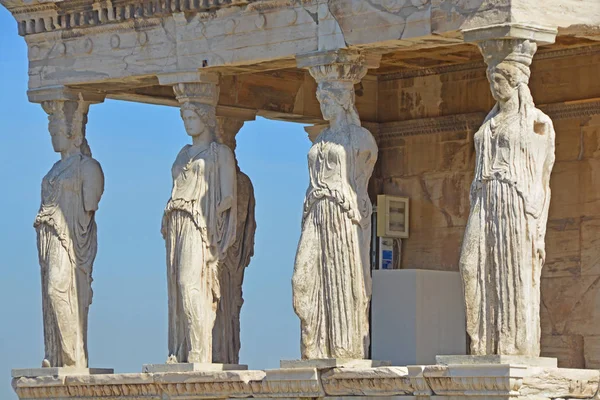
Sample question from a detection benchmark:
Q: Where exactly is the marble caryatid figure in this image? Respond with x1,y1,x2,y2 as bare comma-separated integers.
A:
293,61,378,359
459,39,556,356
36,99,104,368
162,82,237,364
212,117,256,365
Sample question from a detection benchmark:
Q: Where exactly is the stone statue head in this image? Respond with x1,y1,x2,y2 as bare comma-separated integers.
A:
41,100,92,157
316,81,361,126
180,101,216,139
481,39,536,104
487,61,531,102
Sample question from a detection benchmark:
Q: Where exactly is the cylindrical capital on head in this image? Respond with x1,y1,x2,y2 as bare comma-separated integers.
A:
174,82,220,106
297,49,380,85
41,98,92,156
479,38,537,69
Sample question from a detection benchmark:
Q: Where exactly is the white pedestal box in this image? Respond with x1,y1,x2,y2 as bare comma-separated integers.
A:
371,269,467,365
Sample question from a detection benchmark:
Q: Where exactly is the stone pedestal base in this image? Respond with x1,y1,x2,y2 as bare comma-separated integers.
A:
12,362,600,399
12,367,113,378
280,359,391,369
436,355,558,367
142,363,248,373
372,270,467,365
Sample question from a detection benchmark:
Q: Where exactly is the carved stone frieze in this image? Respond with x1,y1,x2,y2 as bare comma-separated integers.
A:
375,100,600,149
422,365,526,397
9,0,261,36
12,365,600,399
320,366,428,397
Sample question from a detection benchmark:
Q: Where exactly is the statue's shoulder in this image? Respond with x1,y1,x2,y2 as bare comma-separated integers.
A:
214,142,235,162
350,124,377,150
80,156,104,189
533,108,555,138
534,108,553,126
81,155,103,177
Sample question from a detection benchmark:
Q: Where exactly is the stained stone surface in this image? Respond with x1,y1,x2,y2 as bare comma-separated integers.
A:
12,368,113,378
12,364,600,399
436,355,558,367
280,359,391,369
142,363,248,373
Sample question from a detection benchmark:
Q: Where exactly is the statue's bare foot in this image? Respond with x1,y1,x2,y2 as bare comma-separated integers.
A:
41,359,51,368
166,355,178,364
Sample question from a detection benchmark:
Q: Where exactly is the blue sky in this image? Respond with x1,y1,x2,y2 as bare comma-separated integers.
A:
0,8,310,399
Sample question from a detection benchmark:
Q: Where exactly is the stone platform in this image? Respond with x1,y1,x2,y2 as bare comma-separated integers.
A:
143,363,248,373
12,367,113,378
280,358,391,369
12,362,600,399
436,355,558,367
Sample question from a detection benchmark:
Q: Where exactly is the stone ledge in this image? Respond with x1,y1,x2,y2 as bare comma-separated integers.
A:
12,367,113,378
436,355,558,367
142,363,248,373
11,364,600,399
462,23,558,45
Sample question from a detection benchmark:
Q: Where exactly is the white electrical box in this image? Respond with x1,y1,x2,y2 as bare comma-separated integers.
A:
377,195,409,238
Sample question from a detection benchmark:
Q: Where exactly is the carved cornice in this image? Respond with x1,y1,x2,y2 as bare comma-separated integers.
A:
541,99,600,120
12,365,599,399
321,366,429,397
376,99,600,148
423,365,526,397
377,112,486,143
6,0,262,36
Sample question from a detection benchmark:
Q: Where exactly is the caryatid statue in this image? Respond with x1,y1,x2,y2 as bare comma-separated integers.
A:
162,80,237,364
459,38,556,356
212,116,256,365
293,51,379,359
36,98,104,368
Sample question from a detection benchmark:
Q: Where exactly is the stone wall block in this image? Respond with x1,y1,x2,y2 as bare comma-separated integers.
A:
404,133,440,175
554,119,585,162
584,336,600,369
581,217,600,277
549,161,583,219
583,121,600,159
582,158,600,217
378,146,406,178
530,53,600,104
540,334,585,368
541,275,600,336
401,226,465,271
438,139,473,172
543,217,581,278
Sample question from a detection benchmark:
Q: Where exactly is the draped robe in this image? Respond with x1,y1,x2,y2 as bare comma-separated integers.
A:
35,153,104,367
162,142,236,363
293,124,377,359
460,99,555,356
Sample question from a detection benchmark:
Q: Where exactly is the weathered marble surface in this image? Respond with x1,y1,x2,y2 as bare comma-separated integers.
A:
459,37,556,356
162,80,237,364
36,98,104,368
293,50,378,359
12,364,600,399
142,363,247,373
213,116,256,365
2,0,597,91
